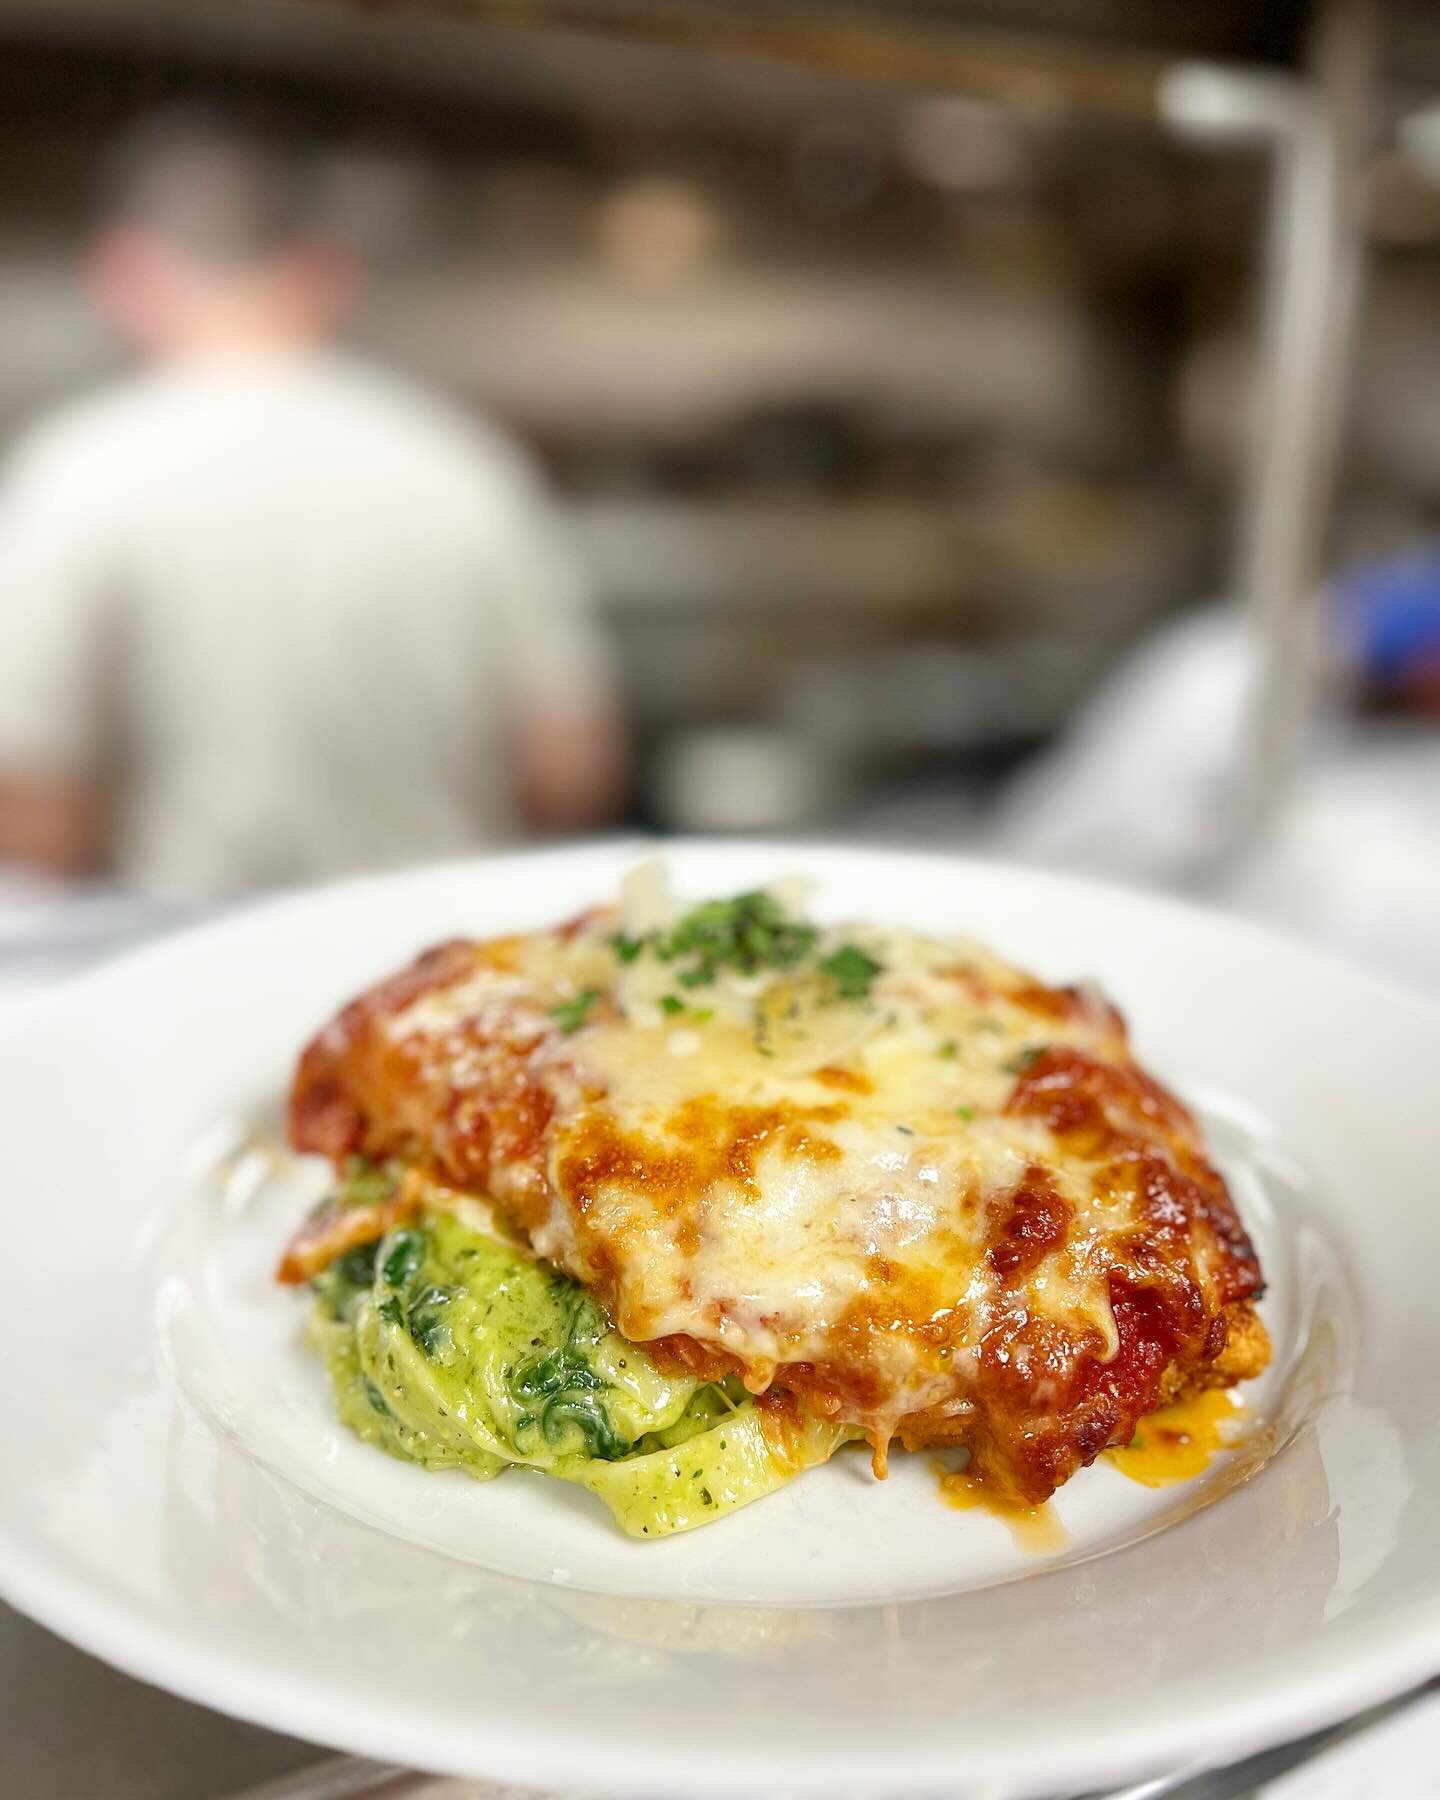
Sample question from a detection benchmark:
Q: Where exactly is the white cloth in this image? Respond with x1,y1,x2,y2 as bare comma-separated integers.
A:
995,604,1440,996
0,351,611,895
996,605,1258,881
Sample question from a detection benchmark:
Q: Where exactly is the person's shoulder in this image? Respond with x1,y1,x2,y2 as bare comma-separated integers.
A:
316,352,542,497
2,373,172,494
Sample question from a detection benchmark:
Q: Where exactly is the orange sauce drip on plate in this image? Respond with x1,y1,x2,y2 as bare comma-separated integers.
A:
1104,1389,1246,1488
932,1461,1070,1555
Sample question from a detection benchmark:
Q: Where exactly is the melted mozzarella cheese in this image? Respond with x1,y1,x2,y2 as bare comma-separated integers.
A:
384,901,1170,1440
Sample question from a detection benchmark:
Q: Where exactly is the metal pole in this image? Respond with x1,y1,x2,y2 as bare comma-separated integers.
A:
1223,0,1377,858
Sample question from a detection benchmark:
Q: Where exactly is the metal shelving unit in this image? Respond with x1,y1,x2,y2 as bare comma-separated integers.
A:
339,0,1375,862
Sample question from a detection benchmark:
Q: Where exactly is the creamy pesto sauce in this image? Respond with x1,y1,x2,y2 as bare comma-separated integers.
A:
308,1186,848,1537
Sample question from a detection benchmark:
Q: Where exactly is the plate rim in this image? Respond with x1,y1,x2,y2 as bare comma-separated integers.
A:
4,1534,1439,1799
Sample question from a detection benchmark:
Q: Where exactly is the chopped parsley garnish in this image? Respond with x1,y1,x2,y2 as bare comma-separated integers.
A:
819,943,884,1001
669,891,818,975
377,1295,404,1328
954,1105,976,1121
625,891,818,988
613,890,886,1031
550,989,601,1034
1005,1044,1050,1074
937,1039,958,1059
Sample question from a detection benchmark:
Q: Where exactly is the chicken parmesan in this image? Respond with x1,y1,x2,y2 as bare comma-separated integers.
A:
281,870,1269,1536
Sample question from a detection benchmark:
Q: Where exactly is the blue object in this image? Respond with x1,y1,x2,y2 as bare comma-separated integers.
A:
1334,549,1440,685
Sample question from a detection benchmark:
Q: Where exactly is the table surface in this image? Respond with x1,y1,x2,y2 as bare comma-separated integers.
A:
0,1601,325,1800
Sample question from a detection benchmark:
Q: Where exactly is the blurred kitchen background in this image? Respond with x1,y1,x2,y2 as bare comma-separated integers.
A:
0,0,1439,1001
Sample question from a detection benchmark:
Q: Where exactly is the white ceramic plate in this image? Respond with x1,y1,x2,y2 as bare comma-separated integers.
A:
1,841,1437,1799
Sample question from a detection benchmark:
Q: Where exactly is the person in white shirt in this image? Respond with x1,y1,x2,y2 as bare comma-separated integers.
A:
0,105,626,896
